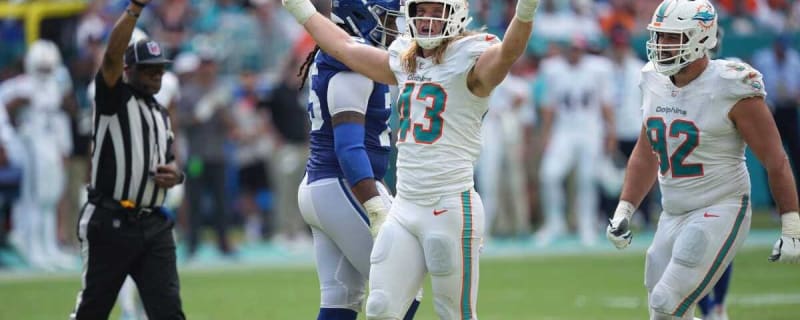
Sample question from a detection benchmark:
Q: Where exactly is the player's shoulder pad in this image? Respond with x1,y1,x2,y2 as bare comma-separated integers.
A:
446,33,500,59
388,36,412,71
317,50,351,72
388,36,411,56
641,61,657,74
442,33,501,73
638,61,663,92
717,59,766,100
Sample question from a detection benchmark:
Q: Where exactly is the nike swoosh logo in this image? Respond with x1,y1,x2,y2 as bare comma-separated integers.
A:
485,35,496,41
703,212,720,218
433,209,448,216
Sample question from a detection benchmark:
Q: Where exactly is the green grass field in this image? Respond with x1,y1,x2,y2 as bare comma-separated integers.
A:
1,245,798,320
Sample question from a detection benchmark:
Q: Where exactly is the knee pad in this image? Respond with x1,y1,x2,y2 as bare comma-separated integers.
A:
366,290,398,320
649,284,678,316
423,235,454,276
370,225,394,264
672,226,708,268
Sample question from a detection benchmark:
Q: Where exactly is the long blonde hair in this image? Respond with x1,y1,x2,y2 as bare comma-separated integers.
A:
400,30,483,74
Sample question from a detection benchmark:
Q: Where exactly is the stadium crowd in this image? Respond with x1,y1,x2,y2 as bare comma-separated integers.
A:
0,0,798,271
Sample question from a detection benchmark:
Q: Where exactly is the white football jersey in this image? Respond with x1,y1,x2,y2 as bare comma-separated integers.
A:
640,59,767,214
388,34,500,204
540,54,613,134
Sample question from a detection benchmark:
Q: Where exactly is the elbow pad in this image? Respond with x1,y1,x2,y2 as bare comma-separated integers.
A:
334,122,374,186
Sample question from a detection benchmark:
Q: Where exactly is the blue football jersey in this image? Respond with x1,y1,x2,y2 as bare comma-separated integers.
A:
305,50,392,184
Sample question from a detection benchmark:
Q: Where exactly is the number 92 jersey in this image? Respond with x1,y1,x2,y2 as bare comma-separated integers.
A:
640,59,766,214
305,49,392,184
388,34,500,204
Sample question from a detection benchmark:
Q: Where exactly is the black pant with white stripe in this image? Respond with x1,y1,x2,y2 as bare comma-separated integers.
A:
71,202,185,320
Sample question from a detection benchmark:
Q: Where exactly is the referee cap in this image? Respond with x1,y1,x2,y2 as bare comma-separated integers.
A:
125,39,171,66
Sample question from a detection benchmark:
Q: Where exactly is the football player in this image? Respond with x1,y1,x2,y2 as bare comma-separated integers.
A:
607,1,800,319
283,0,541,317
295,0,421,319
537,35,616,247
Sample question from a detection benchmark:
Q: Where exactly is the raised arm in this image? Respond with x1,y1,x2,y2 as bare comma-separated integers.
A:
729,96,800,263
282,0,396,85
100,0,149,87
468,0,540,97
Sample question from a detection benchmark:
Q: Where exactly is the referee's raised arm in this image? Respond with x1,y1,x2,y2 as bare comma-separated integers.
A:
100,0,148,87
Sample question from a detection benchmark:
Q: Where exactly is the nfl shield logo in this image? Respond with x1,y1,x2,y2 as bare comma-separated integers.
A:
147,42,161,56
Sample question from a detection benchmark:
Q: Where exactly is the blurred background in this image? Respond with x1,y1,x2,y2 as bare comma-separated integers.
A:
0,0,798,319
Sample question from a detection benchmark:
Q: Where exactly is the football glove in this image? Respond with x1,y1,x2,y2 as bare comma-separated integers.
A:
769,212,800,264
606,201,635,250
514,0,540,22
363,196,388,238
282,0,317,24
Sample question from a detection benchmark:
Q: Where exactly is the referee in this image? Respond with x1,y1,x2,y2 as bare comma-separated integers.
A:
70,0,186,319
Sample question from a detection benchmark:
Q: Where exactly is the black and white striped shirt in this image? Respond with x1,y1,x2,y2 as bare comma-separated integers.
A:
91,72,175,208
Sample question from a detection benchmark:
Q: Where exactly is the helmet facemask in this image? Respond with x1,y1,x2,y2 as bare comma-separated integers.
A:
645,0,718,76
405,0,471,50
332,0,402,49
368,4,404,48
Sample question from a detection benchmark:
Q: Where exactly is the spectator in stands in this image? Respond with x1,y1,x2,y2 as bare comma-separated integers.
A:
178,48,237,259
260,39,312,249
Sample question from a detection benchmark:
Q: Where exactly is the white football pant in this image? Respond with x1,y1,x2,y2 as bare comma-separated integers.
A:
646,195,750,320
367,189,484,320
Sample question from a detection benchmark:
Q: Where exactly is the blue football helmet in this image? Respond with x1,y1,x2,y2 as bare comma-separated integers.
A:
332,0,403,48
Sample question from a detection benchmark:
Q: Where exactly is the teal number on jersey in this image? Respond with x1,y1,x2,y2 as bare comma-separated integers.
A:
646,118,670,175
397,83,447,144
646,117,704,178
397,83,414,142
669,120,703,177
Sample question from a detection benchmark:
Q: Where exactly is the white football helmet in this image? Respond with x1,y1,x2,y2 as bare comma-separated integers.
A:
645,0,718,76
404,0,471,50
24,40,62,79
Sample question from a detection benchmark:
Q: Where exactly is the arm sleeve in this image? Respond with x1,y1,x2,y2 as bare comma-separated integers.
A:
329,72,376,186
334,122,375,186
327,72,373,115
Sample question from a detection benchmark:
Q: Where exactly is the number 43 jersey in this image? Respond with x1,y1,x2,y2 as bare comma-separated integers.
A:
640,59,767,214
388,34,500,204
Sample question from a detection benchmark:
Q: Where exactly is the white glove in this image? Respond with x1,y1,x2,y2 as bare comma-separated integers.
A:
606,201,636,250
282,0,317,24
769,212,800,264
363,196,388,238
515,0,540,23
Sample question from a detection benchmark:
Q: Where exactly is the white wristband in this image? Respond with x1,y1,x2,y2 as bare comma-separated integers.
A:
781,211,800,238
613,200,636,221
514,0,539,23
285,0,317,25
